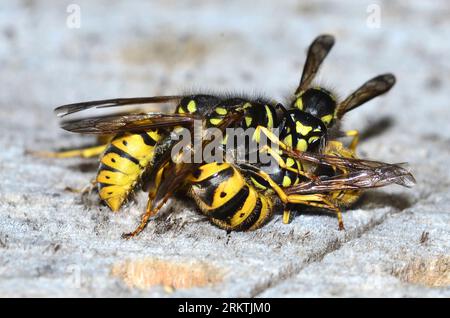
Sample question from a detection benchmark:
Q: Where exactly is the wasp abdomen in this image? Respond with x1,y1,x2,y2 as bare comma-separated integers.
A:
97,131,162,211
189,162,273,231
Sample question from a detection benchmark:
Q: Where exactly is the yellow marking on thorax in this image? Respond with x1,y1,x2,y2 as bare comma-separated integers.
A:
245,116,252,127
215,107,227,115
308,136,320,144
296,122,313,136
265,105,274,128
321,114,333,125
282,176,292,187
296,139,308,151
283,135,293,147
286,157,295,167
295,98,303,110
187,100,197,113
209,118,222,126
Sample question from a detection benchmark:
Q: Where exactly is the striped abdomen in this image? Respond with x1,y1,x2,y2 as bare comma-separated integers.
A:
188,162,273,231
97,130,162,211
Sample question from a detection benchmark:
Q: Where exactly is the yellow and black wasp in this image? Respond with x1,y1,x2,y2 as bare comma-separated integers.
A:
35,34,415,237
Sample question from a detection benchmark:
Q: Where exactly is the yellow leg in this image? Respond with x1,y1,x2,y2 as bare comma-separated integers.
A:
148,165,166,202
345,129,359,152
255,125,321,179
254,126,288,151
249,168,344,230
282,209,293,224
121,191,171,239
30,144,107,159
287,194,345,230
253,125,346,230
259,144,318,181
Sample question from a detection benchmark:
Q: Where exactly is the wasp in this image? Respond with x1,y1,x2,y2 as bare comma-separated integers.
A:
36,35,415,237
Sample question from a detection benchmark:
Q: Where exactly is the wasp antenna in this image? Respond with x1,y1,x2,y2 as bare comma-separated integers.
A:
296,34,335,94
336,73,396,119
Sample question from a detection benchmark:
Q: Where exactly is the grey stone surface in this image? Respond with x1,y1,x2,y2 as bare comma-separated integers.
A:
0,0,449,297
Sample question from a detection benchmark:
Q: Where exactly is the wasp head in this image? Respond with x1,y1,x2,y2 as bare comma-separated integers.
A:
292,87,337,128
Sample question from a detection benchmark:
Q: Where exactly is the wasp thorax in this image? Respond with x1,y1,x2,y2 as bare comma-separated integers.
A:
280,109,327,153
294,88,336,127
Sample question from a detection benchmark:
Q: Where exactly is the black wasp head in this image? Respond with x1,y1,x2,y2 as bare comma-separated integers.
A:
292,87,336,128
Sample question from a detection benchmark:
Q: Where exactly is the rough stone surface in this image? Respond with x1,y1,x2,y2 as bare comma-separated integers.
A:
0,0,449,297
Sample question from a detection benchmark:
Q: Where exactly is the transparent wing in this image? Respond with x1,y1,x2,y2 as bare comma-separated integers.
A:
54,96,183,118
60,112,198,134
286,165,415,195
281,147,415,189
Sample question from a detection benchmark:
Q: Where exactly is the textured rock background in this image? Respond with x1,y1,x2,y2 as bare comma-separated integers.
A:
0,0,449,297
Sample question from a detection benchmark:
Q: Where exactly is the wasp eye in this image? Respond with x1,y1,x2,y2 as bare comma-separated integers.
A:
298,88,336,126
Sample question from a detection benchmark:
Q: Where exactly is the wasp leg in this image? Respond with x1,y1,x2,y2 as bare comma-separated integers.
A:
254,125,288,151
253,126,346,229
282,209,294,224
345,129,359,152
79,178,97,193
244,167,297,226
30,144,107,159
286,194,345,230
147,165,166,202
247,167,344,230
258,144,319,181
121,166,168,239
254,125,317,178
121,192,172,239
65,178,97,194
81,178,98,196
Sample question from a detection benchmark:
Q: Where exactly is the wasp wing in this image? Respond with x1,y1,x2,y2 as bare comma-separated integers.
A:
54,96,183,118
60,112,198,134
286,165,415,195
281,147,415,188
335,74,396,119
295,34,335,95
